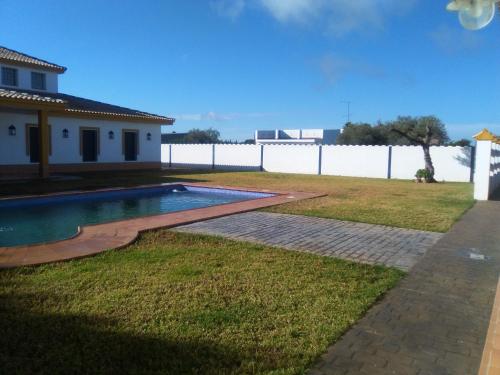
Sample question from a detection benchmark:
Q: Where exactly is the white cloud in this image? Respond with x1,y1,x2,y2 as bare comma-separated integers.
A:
175,111,273,122
259,0,416,35
210,0,245,20
257,0,319,23
211,0,416,34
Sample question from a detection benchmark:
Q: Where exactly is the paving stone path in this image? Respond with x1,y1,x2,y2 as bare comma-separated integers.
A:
175,211,442,271
307,200,500,375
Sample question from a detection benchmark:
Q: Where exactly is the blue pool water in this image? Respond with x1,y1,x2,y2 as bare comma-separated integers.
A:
0,185,272,247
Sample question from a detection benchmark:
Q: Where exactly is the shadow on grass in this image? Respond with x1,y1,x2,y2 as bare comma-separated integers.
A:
0,291,244,374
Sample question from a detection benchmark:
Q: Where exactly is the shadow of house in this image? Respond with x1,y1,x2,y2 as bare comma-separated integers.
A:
0,290,244,374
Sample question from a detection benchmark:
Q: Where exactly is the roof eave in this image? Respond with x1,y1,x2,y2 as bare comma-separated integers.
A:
0,57,67,74
51,109,175,125
0,97,67,111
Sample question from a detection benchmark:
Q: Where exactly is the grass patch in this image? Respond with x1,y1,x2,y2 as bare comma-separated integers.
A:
0,231,403,374
0,169,473,232
169,171,473,232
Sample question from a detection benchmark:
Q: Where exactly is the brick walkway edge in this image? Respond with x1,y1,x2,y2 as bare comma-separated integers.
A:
175,212,441,271
309,201,500,375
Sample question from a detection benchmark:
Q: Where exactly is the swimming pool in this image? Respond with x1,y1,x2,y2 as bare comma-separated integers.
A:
0,185,273,247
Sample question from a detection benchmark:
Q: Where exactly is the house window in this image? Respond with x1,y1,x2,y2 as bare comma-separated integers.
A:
1,67,18,86
31,72,46,90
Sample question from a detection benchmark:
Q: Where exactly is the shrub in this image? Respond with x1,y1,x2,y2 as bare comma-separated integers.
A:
415,168,432,181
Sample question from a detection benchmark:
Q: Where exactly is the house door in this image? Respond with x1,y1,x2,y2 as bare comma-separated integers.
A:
124,131,138,161
82,129,98,162
29,126,39,163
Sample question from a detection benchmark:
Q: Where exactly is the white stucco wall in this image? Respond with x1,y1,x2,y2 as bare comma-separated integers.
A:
0,63,58,93
170,144,213,167
160,143,472,182
492,143,500,194
0,112,161,165
321,145,390,178
0,113,33,165
391,146,471,182
161,144,170,163
263,144,320,174
214,144,261,168
474,141,500,200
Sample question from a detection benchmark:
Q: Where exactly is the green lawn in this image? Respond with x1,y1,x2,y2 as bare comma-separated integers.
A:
0,169,474,232
0,231,403,374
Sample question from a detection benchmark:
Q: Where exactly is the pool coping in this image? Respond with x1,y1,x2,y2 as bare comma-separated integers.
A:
0,183,274,250
0,182,324,268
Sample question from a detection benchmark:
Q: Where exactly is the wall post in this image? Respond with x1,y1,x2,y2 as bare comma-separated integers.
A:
212,144,216,170
387,146,392,179
169,144,172,168
473,129,494,200
318,145,322,175
470,145,475,183
260,144,264,172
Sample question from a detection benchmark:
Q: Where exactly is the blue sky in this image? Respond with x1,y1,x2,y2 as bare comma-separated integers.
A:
1,0,498,141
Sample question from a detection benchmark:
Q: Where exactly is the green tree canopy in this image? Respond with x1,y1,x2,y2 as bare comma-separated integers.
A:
448,138,472,147
183,128,221,144
336,123,386,145
387,116,449,146
336,116,450,146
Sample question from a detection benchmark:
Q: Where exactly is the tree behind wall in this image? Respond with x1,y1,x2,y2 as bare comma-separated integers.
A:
389,116,449,182
183,128,221,144
336,116,450,183
336,123,387,145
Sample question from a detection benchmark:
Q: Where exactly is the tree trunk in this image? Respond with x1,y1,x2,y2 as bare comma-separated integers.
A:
422,144,436,182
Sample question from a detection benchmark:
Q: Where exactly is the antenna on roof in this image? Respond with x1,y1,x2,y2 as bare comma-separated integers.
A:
341,101,352,123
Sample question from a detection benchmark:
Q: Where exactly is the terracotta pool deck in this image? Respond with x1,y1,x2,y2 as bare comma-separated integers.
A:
0,183,323,268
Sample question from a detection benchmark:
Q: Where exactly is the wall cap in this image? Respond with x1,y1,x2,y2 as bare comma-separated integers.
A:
473,129,496,141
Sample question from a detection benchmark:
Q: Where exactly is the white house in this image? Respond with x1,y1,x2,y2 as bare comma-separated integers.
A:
255,129,341,145
0,46,174,178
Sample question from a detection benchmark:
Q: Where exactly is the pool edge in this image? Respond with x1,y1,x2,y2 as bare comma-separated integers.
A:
0,183,324,268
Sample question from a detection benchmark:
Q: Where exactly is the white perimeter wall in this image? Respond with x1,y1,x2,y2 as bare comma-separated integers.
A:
473,140,500,200
321,146,390,178
391,146,471,182
263,144,320,174
170,144,213,167
215,144,261,168
0,112,161,165
161,143,472,182
492,143,500,193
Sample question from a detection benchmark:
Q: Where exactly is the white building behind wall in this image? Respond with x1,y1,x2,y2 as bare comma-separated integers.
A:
0,46,174,177
255,128,341,145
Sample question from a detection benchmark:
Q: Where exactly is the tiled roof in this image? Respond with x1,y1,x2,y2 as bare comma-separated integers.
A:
0,88,65,105
0,46,67,73
0,87,174,124
58,92,173,123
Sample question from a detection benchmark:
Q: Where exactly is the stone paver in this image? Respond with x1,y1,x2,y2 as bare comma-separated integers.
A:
307,200,500,375
174,211,442,271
